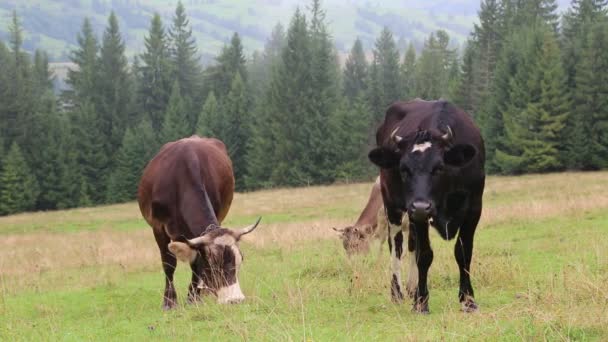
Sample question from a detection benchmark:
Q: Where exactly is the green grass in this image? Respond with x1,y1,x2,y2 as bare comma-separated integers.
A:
1,172,607,341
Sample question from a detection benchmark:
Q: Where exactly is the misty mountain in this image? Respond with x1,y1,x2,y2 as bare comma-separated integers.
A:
0,0,571,62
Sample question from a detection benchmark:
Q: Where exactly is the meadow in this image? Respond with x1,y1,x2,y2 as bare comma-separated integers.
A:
0,172,607,341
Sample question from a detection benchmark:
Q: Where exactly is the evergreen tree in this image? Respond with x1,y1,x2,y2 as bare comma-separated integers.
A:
569,20,608,169
161,81,191,143
196,91,221,138
70,101,108,204
206,32,248,100
98,12,133,160
248,23,285,102
138,13,172,134
452,40,477,115
368,27,401,122
264,8,313,186
169,0,201,114
64,18,99,108
0,143,38,215
221,73,251,189
400,42,417,100
343,38,368,101
496,26,568,173
4,11,34,151
107,118,157,203
306,0,340,183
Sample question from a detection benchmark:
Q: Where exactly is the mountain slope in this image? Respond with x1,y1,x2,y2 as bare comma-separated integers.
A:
0,0,570,62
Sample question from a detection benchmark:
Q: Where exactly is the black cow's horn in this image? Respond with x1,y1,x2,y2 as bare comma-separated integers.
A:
391,127,403,143
442,125,453,142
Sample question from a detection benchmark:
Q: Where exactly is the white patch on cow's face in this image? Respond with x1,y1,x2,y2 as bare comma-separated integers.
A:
217,282,245,304
213,234,236,246
412,141,432,153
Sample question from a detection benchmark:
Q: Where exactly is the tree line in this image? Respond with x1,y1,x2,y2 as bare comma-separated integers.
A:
0,0,607,216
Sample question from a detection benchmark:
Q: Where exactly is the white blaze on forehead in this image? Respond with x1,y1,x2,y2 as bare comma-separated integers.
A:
412,141,432,153
217,282,245,304
213,235,236,246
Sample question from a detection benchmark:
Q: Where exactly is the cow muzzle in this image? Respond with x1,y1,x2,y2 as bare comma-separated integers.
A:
216,282,245,304
409,201,433,222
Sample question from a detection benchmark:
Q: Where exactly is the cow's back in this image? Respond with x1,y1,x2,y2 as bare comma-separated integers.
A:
137,136,235,236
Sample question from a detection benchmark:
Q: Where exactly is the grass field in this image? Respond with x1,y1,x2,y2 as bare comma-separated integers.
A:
1,172,607,341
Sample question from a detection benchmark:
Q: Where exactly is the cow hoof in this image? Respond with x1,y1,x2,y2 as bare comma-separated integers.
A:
391,289,405,304
412,297,429,314
461,296,478,313
162,301,177,311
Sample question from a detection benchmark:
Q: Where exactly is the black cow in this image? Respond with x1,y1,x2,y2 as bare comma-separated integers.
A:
368,99,485,314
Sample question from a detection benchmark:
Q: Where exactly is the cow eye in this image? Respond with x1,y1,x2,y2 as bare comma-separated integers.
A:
400,164,412,177
432,165,444,175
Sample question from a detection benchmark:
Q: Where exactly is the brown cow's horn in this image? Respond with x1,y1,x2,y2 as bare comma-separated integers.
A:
391,127,403,143
332,227,345,233
442,125,453,142
187,234,213,246
237,217,262,237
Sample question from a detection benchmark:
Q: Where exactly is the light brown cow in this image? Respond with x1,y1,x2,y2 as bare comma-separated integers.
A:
138,135,261,310
334,177,396,255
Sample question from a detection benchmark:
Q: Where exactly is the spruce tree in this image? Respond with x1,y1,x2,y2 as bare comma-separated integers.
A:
569,20,608,169
70,101,108,204
452,41,477,115
368,27,401,121
207,33,248,100
400,42,417,100
138,13,173,134
222,73,251,189
343,38,368,102
306,0,340,184
0,143,38,215
169,0,201,121
98,12,133,160
196,91,221,138
248,23,285,102
64,18,99,109
161,81,191,144
107,118,157,203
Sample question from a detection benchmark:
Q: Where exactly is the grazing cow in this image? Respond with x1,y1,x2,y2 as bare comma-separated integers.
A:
333,177,396,256
368,99,485,314
137,135,261,309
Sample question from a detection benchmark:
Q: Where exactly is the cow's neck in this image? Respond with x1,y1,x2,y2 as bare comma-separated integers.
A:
185,186,221,237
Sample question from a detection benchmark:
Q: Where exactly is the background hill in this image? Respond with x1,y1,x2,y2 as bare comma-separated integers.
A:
0,0,571,62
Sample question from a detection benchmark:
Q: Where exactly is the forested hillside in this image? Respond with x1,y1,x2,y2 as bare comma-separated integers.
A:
0,0,569,62
0,0,606,216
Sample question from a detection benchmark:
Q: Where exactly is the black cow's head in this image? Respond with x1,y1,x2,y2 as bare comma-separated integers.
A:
368,126,477,223
168,217,261,304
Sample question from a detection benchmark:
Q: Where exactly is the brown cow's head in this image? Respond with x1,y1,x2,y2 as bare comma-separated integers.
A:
333,224,375,255
369,127,477,224
168,217,261,304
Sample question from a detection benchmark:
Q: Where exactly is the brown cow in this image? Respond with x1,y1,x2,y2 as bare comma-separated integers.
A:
334,177,389,255
138,135,261,309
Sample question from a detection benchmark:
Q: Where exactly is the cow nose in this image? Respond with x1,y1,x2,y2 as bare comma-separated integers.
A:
410,201,432,221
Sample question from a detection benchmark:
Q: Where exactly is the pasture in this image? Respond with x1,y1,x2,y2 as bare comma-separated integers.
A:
0,172,607,341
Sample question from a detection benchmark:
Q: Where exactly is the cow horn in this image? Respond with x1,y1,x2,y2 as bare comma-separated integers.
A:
441,125,453,142
187,234,214,246
332,227,345,233
237,217,262,238
391,127,403,143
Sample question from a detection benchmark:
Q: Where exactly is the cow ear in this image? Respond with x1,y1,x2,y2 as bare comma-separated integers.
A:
444,144,477,167
368,147,400,169
168,242,197,263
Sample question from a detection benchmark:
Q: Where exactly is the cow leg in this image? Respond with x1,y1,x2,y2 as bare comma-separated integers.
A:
405,221,418,299
153,227,178,310
454,202,482,313
412,220,433,314
187,266,201,304
386,207,405,303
